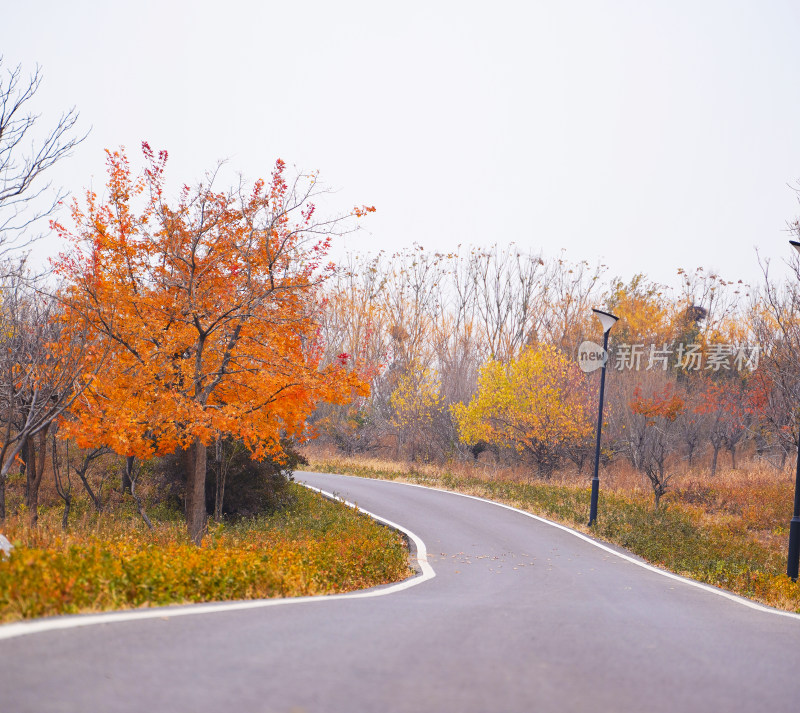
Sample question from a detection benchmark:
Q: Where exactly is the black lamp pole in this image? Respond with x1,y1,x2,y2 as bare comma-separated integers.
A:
589,309,618,528
788,441,800,581
788,241,800,580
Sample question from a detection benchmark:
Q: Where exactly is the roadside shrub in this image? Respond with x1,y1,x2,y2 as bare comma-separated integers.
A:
150,440,309,518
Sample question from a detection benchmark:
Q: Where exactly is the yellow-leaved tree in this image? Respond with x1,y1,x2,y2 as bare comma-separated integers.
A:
390,363,443,461
452,344,592,476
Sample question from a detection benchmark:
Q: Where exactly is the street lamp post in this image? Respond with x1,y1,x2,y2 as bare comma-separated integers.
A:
787,241,800,580
588,308,618,528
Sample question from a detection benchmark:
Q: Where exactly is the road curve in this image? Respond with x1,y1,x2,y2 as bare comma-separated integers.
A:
2,471,799,713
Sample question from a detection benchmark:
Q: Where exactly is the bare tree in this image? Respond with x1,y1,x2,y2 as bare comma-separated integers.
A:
313,253,391,454
676,395,708,467
706,406,727,477
749,255,800,468
51,426,73,529
211,436,248,522
627,407,682,508
540,256,605,350
0,57,86,254
678,267,747,343
124,456,153,530
471,245,550,362
70,444,112,512
383,245,445,370
0,272,97,523
619,374,684,508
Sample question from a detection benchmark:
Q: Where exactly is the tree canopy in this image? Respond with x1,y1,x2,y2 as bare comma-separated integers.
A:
452,343,593,475
53,144,372,541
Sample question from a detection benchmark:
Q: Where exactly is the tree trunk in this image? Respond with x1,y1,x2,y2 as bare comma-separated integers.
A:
77,466,102,511
121,459,132,494
180,446,192,518
25,437,35,511
20,438,29,504
214,437,225,522
130,475,153,530
710,445,720,477
123,456,153,530
27,453,39,526
186,439,207,545
0,476,5,523
61,494,71,530
26,427,49,527
51,432,72,530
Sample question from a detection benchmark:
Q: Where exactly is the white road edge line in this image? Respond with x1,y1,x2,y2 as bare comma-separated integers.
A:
0,485,435,641
382,476,800,621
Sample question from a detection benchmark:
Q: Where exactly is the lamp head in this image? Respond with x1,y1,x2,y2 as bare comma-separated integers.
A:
592,308,619,334
791,240,800,256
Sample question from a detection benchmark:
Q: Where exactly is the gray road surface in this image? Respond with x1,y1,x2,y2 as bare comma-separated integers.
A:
1,471,799,713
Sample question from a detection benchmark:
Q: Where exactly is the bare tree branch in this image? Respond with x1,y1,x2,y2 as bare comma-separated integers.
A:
0,56,88,256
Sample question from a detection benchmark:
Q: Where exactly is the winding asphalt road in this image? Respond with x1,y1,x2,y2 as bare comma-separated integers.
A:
2,471,800,712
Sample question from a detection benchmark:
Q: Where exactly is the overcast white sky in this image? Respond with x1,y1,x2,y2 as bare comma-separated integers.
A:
3,0,800,288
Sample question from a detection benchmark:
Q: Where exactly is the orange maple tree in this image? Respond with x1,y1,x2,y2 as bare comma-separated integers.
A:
53,144,372,542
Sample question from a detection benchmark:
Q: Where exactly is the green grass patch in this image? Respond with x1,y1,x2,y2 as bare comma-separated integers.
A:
0,484,411,623
300,459,800,613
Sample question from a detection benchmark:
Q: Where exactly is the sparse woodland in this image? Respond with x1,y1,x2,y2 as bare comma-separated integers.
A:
312,242,798,497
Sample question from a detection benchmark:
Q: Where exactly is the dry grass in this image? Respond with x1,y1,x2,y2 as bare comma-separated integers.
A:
0,483,411,623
